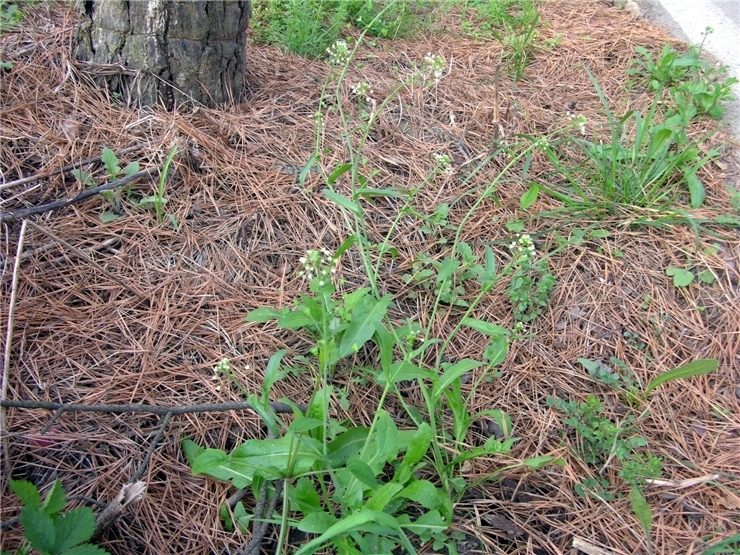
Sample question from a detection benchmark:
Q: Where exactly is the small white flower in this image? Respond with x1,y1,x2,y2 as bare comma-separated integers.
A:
326,40,350,65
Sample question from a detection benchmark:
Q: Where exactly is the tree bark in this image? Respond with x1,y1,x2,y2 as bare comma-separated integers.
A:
75,0,251,109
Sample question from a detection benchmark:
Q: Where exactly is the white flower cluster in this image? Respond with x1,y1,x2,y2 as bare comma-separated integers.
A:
423,53,445,82
567,112,587,135
211,358,250,392
433,153,453,174
326,40,350,66
298,248,339,287
351,81,374,103
509,234,536,264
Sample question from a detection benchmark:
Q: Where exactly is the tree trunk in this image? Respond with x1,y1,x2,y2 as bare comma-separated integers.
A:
75,0,251,109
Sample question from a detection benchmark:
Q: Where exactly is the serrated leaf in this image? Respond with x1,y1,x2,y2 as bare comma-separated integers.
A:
54,507,96,551
290,477,321,513
644,358,718,396
436,257,459,283
10,480,40,509
520,183,539,209
21,506,56,553
101,147,121,178
42,479,67,518
461,318,509,337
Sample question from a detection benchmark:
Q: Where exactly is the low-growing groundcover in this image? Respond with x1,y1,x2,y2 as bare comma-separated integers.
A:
1,1,739,554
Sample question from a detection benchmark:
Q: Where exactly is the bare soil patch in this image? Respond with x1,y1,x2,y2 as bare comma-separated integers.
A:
1,1,738,554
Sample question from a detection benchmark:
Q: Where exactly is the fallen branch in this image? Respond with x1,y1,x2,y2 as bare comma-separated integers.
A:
0,167,159,223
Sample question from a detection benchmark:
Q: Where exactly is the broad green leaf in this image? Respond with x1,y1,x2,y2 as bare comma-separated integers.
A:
485,335,508,366
355,187,407,200
124,161,140,177
436,257,460,283
397,509,449,534
245,307,282,322
589,229,611,238
339,295,392,359
482,246,496,284
21,506,55,553
42,479,67,518
181,438,204,466
665,266,694,287
192,435,322,489
289,417,324,433
323,189,362,216
232,501,252,534
394,480,441,510
522,456,565,469
644,359,718,396
506,220,524,233
297,511,338,534
520,183,539,209
293,510,401,555
698,270,715,284
374,321,395,376
433,359,482,400
342,287,371,312
347,458,379,489
299,153,320,187
700,533,740,555
99,210,120,224
372,410,399,467
327,163,353,185
59,545,110,555
685,170,705,208
290,477,321,513
262,349,287,400
54,507,96,552
10,480,40,509
376,361,433,386
71,169,94,187
364,483,404,512
101,147,121,178
629,486,652,539
398,422,432,469
462,318,509,337
327,427,370,467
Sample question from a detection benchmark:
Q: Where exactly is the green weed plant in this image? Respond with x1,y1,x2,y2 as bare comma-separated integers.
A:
4,479,109,555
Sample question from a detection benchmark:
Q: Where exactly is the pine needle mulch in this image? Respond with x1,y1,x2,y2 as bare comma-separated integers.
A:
1,1,739,554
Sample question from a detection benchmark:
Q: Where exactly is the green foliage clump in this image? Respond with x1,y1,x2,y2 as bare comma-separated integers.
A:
4,479,109,555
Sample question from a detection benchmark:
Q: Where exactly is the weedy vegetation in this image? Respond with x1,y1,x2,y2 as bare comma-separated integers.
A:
181,7,726,551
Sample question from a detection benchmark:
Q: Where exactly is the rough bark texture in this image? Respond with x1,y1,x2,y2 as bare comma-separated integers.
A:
75,0,251,109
